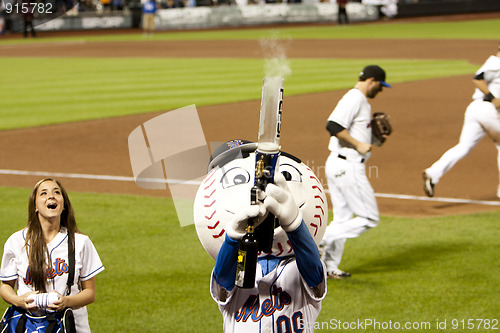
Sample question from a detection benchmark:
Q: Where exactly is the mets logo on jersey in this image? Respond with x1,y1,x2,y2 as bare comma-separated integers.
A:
23,258,69,284
235,286,291,322
235,286,305,331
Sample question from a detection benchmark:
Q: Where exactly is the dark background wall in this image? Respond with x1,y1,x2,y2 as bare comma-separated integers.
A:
397,0,500,17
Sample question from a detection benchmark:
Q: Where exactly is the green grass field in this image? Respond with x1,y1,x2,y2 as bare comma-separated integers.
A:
1,16,500,332
0,57,476,130
0,187,498,332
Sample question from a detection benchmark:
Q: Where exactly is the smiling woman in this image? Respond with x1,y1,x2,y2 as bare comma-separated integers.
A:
0,178,105,332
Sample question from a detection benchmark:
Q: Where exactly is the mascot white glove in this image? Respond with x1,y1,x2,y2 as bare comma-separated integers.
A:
225,203,266,240
263,172,303,232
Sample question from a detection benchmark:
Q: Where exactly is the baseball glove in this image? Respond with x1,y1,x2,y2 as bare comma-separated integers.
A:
371,112,392,146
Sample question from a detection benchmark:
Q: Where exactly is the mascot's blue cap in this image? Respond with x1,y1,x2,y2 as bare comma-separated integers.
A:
207,139,301,172
207,140,257,171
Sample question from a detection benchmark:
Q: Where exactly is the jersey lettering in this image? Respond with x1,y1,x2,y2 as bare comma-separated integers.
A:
277,315,291,332
277,312,305,333
53,258,69,277
292,312,304,333
235,286,292,322
23,258,69,284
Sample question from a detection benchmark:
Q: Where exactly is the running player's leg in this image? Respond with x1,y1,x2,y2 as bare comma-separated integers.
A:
321,160,378,275
324,160,379,239
425,102,486,185
477,101,500,197
321,155,354,273
321,156,351,242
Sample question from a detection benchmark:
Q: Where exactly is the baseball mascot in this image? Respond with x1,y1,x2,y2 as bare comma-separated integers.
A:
194,139,328,332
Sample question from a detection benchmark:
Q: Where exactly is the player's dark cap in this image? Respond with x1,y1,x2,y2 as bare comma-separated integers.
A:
360,65,391,88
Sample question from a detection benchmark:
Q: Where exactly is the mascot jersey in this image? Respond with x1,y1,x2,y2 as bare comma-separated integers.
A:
211,250,325,333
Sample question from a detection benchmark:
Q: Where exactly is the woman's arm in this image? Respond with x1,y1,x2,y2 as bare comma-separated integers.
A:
0,280,38,310
49,277,97,311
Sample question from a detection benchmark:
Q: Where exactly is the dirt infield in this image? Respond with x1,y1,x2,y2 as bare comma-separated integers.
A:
2,14,500,218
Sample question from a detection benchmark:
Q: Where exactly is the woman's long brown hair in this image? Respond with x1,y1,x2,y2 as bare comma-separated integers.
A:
25,178,79,293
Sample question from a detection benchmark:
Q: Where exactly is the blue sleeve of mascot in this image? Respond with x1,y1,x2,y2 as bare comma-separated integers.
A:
213,235,239,291
286,221,324,287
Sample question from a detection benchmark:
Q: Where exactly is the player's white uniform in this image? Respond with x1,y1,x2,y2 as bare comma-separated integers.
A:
321,88,379,272
211,257,326,333
425,55,500,194
0,227,105,333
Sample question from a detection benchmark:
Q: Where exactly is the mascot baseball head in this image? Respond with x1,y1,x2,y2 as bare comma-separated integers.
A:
194,139,327,259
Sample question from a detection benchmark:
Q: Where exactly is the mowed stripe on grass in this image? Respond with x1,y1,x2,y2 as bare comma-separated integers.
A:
0,57,475,130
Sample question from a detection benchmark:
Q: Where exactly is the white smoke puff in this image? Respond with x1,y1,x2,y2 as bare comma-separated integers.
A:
259,34,292,79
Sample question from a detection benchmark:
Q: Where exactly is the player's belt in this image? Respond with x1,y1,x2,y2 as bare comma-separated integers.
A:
338,154,366,163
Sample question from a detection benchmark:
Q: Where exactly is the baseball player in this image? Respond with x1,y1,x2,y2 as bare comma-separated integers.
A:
320,65,391,279
0,178,105,332
423,44,500,198
194,140,328,333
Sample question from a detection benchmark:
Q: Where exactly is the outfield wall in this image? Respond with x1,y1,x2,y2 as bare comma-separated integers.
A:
397,0,500,17
155,2,376,29
7,12,130,32
6,3,378,32
33,14,132,31
2,0,499,33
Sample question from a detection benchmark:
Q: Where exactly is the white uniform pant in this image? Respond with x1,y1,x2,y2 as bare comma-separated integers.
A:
321,153,379,271
426,100,500,185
